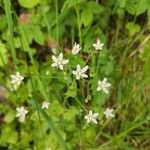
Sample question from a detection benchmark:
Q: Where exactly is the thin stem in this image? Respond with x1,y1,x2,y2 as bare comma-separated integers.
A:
4,0,17,64
75,6,82,45
55,0,59,44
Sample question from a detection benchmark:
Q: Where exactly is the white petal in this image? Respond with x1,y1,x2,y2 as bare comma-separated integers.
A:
62,59,69,65
16,72,20,76
84,115,88,119
103,78,107,83
76,74,80,80
93,43,96,48
52,55,58,62
72,43,81,55
59,65,64,70
81,65,89,73
72,71,77,76
11,79,17,84
103,87,109,94
51,63,58,67
77,65,81,72
105,83,111,87
98,81,102,85
81,73,88,78
93,113,99,117
58,53,63,61
89,111,92,115
87,119,91,124
92,118,98,124
97,86,101,91
10,75,16,79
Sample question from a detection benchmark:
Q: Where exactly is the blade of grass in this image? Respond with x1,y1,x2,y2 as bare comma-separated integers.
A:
3,0,17,64
98,119,149,149
18,25,34,64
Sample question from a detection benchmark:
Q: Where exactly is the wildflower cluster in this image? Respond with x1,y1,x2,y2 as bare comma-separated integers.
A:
84,108,114,124
10,39,114,124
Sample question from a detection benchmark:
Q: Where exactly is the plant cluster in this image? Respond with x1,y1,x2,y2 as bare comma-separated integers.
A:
0,0,150,150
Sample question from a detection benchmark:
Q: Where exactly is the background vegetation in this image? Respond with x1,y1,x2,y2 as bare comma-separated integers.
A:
0,0,150,149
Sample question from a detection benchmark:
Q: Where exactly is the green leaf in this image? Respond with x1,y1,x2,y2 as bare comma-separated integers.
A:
117,0,126,8
81,7,93,27
63,107,78,121
126,22,141,36
69,55,85,67
88,2,104,14
32,27,44,45
136,0,148,15
18,25,34,63
0,42,8,66
4,110,16,123
14,37,21,48
126,0,148,15
0,127,18,145
18,0,39,8
0,15,7,30
125,0,137,15
62,0,85,11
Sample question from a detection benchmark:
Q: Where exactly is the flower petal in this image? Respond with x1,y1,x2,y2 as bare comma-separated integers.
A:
103,87,109,94
72,71,77,75
59,65,64,70
62,59,69,65
77,64,81,72
58,53,63,61
81,73,88,78
52,55,58,62
81,65,89,73
51,63,58,67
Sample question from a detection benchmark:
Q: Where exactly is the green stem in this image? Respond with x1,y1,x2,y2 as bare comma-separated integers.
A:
4,0,17,64
55,0,59,44
75,6,82,45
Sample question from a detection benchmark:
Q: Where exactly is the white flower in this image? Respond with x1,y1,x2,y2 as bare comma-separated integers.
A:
104,108,115,119
51,53,69,70
93,39,104,50
97,78,111,94
16,106,28,123
72,64,89,80
10,72,24,89
72,43,81,55
84,110,99,124
42,101,50,109
51,48,57,55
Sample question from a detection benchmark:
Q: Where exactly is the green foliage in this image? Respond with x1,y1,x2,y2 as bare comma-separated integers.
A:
125,0,148,15
0,42,8,66
18,0,40,8
0,0,150,149
126,22,141,36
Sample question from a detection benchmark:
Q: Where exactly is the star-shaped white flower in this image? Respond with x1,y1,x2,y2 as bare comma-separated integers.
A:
97,78,111,94
51,53,69,70
16,106,28,123
42,101,50,109
84,110,99,124
93,39,104,50
10,72,24,89
72,43,81,55
104,108,115,119
72,64,89,80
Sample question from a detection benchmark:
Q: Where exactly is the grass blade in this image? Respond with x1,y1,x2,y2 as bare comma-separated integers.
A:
3,0,17,64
